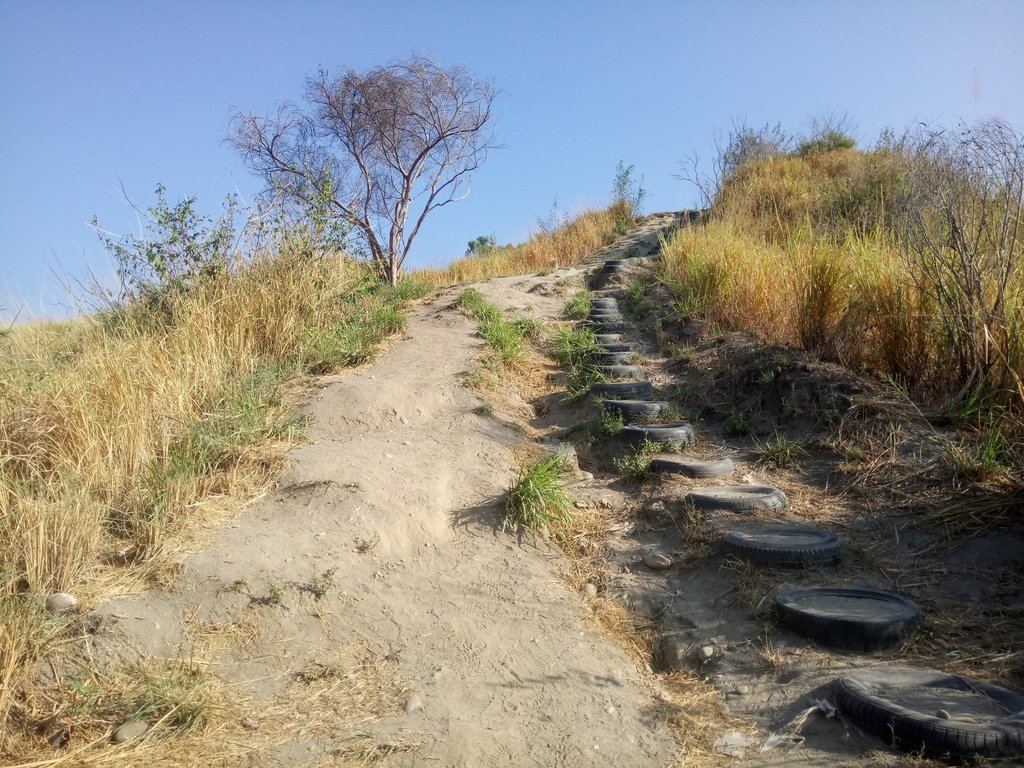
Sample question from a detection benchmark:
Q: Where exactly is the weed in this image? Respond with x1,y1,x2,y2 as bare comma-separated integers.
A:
567,365,604,402
504,453,573,535
614,438,661,481
509,314,544,339
598,406,625,439
303,568,337,599
723,408,752,437
464,365,496,390
473,402,495,417
354,535,380,554
755,433,809,469
549,326,598,368
264,583,285,605
707,323,730,343
624,279,656,319
563,291,592,320
296,662,338,684
664,342,694,366
120,658,211,733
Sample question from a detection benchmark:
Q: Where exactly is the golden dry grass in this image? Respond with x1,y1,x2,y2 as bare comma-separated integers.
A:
415,207,620,287
0,251,425,756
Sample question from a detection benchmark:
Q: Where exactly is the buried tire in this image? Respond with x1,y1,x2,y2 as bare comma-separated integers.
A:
684,485,787,511
597,364,645,380
591,380,654,400
833,667,1024,759
774,585,921,651
620,422,695,449
601,399,671,424
721,525,842,567
649,456,735,479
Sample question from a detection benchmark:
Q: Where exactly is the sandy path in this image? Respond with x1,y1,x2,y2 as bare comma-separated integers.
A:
92,279,677,766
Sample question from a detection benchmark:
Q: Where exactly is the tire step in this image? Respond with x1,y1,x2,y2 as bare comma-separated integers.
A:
619,422,695,449
648,456,734,478
684,485,787,511
721,525,842,567
600,399,671,424
773,586,921,652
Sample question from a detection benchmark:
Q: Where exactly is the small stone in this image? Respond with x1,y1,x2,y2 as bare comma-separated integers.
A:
583,583,598,598
735,684,749,695
936,709,950,720
111,721,150,743
574,501,589,509
45,592,77,613
604,703,617,715
578,471,594,481
598,499,612,509
404,695,423,714
659,635,689,672
644,552,672,570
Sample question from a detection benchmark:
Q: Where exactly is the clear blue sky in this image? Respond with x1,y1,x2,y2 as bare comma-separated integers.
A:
2,0,1022,320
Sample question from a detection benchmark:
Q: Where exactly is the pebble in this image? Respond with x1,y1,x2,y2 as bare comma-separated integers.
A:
404,695,423,714
45,592,78,613
644,552,672,570
735,684,749,695
936,709,950,719
583,583,598,598
696,643,719,662
111,721,150,743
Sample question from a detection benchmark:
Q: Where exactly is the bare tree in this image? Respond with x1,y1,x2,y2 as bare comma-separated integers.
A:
896,118,1024,405
231,56,498,284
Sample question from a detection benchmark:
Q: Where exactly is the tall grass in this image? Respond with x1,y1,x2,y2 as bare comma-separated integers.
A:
0,249,426,752
416,207,620,286
661,136,1023,419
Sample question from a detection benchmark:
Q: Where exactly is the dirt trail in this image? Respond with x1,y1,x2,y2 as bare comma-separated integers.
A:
89,270,677,765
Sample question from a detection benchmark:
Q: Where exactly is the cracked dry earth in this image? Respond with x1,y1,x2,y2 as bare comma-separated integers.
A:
88,273,679,766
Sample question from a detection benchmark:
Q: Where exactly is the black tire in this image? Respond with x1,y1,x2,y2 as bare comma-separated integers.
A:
602,264,626,274
596,351,636,365
620,422,695,449
604,259,625,267
684,485,787,511
589,312,625,322
597,364,644,380
599,342,641,353
773,586,921,652
586,322,626,333
721,525,843,567
591,298,619,309
595,333,623,344
600,399,671,424
591,380,654,400
648,456,735,479
833,667,1024,759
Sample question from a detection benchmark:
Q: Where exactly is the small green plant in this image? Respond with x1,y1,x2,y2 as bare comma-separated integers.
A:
614,438,661,481
611,161,647,234
567,365,604,402
624,279,656,319
473,402,495,416
264,583,284,605
464,365,496,390
563,291,592,320
354,535,379,554
509,314,544,338
947,428,1010,484
504,453,573,535
549,326,598,367
664,342,695,365
597,405,625,439
723,407,752,437
708,323,730,343
755,433,809,469
120,659,210,733
303,568,337,599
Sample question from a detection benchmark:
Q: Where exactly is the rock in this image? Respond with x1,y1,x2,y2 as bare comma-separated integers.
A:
659,635,689,672
735,684,749,695
583,583,598,598
936,709,950,720
693,642,720,665
574,501,589,509
45,592,78,613
644,552,673,570
403,695,423,714
111,721,150,743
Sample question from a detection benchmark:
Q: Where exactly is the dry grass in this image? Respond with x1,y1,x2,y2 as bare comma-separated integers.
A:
415,207,619,287
661,143,1024,446
0,252,425,757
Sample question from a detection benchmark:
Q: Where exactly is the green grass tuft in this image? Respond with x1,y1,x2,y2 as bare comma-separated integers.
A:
504,453,573,535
